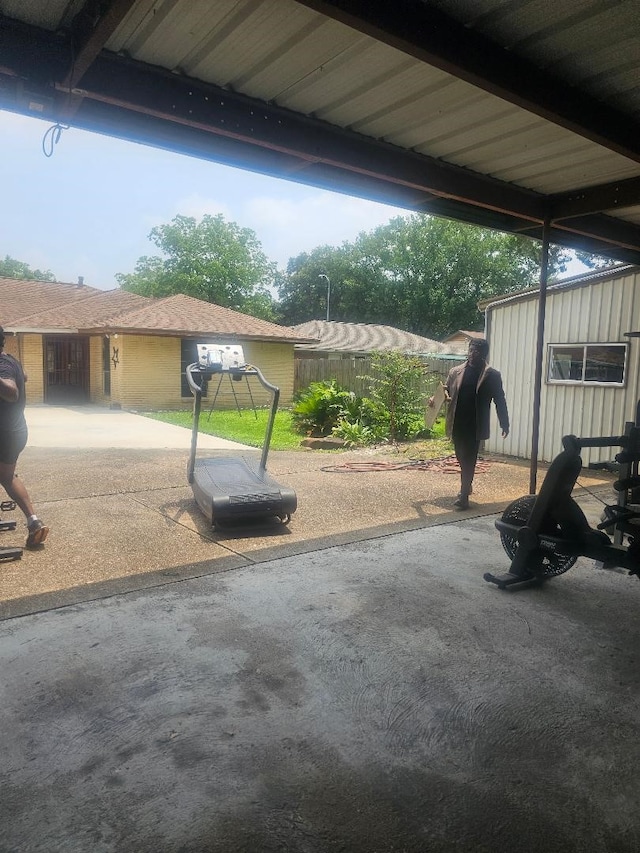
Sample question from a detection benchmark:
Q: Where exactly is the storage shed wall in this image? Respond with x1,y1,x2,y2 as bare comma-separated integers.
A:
484,295,537,463
485,269,640,466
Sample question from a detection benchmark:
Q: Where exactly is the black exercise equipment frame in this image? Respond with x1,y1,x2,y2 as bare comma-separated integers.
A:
0,500,22,561
485,427,640,590
185,361,297,528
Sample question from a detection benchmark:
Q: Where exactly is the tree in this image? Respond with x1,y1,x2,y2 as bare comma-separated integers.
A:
275,245,365,325
574,250,620,270
116,214,277,320
276,215,573,337
363,351,428,441
0,255,56,281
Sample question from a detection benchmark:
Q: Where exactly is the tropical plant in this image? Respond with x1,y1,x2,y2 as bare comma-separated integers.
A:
291,380,362,436
332,419,378,447
291,354,434,445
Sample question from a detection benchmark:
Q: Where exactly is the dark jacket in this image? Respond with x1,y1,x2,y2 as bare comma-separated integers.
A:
444,361,509,441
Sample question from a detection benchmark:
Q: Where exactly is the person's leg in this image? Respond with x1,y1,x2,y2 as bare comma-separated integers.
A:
453,433,479,507
0,460,36,518
0,430,48,546
460,437,480,496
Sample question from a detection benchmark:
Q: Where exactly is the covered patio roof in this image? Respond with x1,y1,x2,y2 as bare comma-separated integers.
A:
0,0,638,264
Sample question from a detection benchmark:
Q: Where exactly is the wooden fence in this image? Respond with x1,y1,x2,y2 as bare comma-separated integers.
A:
294,355,465,399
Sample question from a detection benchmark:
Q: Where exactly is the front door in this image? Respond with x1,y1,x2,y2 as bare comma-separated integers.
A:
44,336,90,404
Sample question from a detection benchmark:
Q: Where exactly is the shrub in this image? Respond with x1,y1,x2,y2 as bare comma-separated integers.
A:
360,351,430,442
291,380,361,436
332,419,378,447
292,353,442,446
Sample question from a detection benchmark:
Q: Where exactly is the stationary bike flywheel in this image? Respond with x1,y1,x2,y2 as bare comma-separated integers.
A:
499,495,578,578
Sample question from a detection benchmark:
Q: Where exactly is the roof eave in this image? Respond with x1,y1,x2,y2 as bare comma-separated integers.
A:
81,325,310,344
8,326,78,334
480,264,640,313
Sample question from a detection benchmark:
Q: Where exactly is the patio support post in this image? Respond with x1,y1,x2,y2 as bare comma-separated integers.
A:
529,217,551,494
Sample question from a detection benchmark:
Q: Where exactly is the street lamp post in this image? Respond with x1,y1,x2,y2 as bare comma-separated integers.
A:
318,274,331,322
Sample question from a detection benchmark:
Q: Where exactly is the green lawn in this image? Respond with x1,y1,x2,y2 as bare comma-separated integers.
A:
142,408,303,451
141,408,452,456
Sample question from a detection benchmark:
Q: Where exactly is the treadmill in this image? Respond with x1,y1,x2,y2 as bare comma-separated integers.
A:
0,501,22,562
186,343,297,528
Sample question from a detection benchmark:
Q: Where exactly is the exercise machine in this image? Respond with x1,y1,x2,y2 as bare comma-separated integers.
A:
484,427,640,590
0,500,22,561
185,343,297,528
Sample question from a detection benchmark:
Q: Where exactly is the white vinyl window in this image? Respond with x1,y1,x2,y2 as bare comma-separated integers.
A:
547,343,626,386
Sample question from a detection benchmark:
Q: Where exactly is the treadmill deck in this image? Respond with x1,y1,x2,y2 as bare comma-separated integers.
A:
192,456,297,525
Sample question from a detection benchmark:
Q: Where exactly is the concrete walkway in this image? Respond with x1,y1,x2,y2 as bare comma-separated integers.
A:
1,406,638,851
25,405,250,450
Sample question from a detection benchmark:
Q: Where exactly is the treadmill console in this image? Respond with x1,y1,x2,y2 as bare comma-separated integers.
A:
197,343,246,372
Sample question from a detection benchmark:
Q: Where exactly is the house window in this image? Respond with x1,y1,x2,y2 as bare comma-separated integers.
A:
547,344,626,386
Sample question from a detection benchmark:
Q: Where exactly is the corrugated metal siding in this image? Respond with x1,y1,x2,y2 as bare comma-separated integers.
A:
104,0,640,202
1,0,74,29
486,270,640,466
485,298,537,461
428,0,640,119
7,1,640,231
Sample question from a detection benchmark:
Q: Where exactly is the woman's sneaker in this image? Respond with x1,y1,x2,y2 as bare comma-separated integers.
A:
26,518,49,548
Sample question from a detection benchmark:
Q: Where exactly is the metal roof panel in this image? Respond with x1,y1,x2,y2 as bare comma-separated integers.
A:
1,0,638,263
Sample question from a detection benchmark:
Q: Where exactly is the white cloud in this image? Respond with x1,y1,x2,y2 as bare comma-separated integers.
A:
246,196,301,229
0,110,410,283
174,193,234,222
243,191,406,267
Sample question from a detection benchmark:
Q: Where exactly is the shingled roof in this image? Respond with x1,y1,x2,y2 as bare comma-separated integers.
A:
0,277,102,325
8,288,150,331
1,278,311,343
289,320,452,355
93,294,310,342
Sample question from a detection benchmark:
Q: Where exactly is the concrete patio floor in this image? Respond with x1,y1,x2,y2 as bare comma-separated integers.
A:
1,407,639,851
0,406,614,619
2,516,640,853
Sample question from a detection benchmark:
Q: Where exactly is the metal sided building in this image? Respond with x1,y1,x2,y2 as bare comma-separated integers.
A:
483,265,640,467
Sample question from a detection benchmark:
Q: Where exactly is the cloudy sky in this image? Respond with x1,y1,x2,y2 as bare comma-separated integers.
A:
1,109,594,293
0,110,410,291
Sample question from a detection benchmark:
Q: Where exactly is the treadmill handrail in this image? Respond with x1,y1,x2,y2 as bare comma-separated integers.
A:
185,362,280,477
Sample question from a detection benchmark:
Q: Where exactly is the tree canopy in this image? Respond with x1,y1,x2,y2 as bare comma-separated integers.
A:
0,255,56,281
276,215,576,337
116,214,278,321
